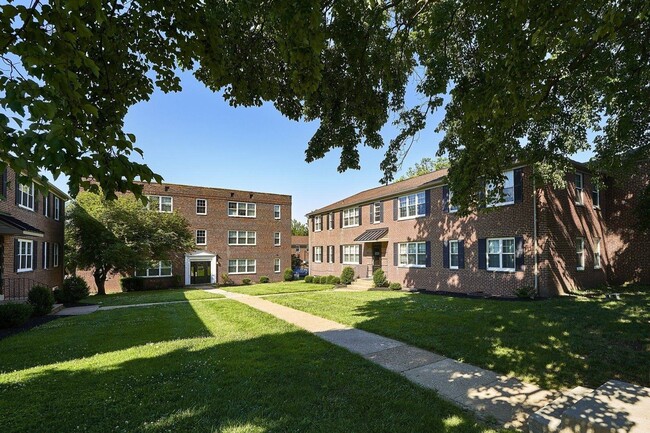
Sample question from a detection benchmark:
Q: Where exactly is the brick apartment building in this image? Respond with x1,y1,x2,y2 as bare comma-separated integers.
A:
307,162,650,297
291,235,309,266
0,167,68,300
82,182,292,292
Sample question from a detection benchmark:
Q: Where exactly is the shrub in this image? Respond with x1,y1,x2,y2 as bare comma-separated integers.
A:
121,277,145,292
332,277,341,285
326,275,336,284
221,273,234,286
340,267,355,284
0,303,34,329
389,282,402,290
514,286,536,299
259,276,270,283
28,285,55,316
312,276,321,284
173,275,183,287
304,275,314,283
56,276,90,303
242,278,252,285
373,269,389,288
283,268,294,282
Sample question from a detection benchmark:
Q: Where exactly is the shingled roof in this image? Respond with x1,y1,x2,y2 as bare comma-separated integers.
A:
306,168,448,216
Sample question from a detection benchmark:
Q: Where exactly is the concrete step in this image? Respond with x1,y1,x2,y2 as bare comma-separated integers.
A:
50,303,65,315
527,386,593,433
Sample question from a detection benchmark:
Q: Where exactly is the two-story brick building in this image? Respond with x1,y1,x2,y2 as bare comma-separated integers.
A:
307,162,650,297
0,167,69,300
82,182,292,292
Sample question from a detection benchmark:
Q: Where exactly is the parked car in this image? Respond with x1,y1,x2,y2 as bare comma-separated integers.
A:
293,268,309,279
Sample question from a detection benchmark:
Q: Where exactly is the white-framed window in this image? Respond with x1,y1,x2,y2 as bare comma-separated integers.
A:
449,240,459,269
54,196,61,220
398,191,426,219
487,238,516,271
398,242,427,267
17,239,33,272
594,238,601,269
314,215,322,232
136,260,172,277
53,242,60,267
373,202,381,223
327,245,335,263
576,237,585,270
274,258,281,273
592,184,600,208
196,229,207,245
18,182,34,210
228,230,256,245
228,259,256,274
486,170,515,207
328,212,334,230
274,205,281,219
448,190,459,213
44,194,50,217
148,195,173,213
196,199,207,215
342,244,360,264
314,246,323,263
575,173,584,205
342,207,360,227
43,241,49,269
228,201,256,217
274,232,281,246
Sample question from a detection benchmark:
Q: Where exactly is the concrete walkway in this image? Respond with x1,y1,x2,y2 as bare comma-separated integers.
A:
207,288,556,429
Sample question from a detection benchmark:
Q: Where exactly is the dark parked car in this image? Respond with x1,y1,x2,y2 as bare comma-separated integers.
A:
293,268,309,279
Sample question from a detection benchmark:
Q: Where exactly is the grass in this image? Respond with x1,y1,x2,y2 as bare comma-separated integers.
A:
271,290,650,390
82,288,224,306
0,300,507,433
224,280,333,296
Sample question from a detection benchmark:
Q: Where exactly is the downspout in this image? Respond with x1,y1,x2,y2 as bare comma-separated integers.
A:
532,166,539,296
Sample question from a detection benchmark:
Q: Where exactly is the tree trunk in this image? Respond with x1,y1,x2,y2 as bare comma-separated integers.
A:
93,269,107,296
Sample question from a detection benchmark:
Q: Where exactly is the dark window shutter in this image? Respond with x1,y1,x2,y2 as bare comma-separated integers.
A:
393,198,398,220
442,241,450,268
478,238,487,270
42,242,46,269
425,241,431,267
33,241,38,270
424,189,431,216
393,242,399,266
458,240,465,269
514,168,524,203
34,190,39,212
1,168,7,198
14,239,19,272
515,236,525,270
369,204,374,224
358,207,362,225
49,193,54,217
49,243,53,268
358,245,363,264
331,246,335,263
15,179,19,205
442,185,450,213
339,211,343,228
379,202,384,223
43,194,47,216
340,245,343,263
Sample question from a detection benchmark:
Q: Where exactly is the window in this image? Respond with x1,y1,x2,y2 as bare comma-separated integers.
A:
274,258,281,273
342,245,360,264
592,184,600,208
43,241,49,269
576,237,585,270
196,199,207,215
314,215,322,232
342,207,360,227
228,201,256,217
136,260,172,277
314,246,323,263
274,232,281,246
328,213,334,230
44,194,49,217
449,240,459,269
398,191,426,219
486,170,514,207
327,245,335,263
274,205,281,219
196,230,207,245
54,196,61,220
17,239,33,272
148,195,173,212
398,242,427,267
575,173,584,205
228,230,256,245
18,182,34,210
228,259,256,274
295,246,300,252
373,202,381,223
594,238,601,269
53,243,60,267
487,238,515,271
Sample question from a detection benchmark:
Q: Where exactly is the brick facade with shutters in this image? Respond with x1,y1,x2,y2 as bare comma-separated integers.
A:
308,163,649,297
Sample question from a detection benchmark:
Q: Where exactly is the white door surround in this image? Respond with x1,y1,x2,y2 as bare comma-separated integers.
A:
184,251,217,285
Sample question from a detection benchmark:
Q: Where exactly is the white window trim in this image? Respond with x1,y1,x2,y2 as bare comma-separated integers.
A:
397,191,427,220
327,245,335,263
576,237,585,270
485,170,515,208
448,190,459,213
594,238,601,270
196,199,207,215
135,260,173,278
53,243,60,267
592,185,600,209
196,229,207,246
54,196,61,220
227,230,257,246
147,195,173,213
274,205,281,219
18,182,35,211
17,239,33,272
274,232,281,246
314,246,323,263
449,240,459,270
575,173,584,206
228,259,257,275
342,244,360,264
44,194,50,217
228,201,256,218
373,202,381,223
274,258,281,273
328,213,334,230
342,207,360,228
397,241,427,268
314,215,322,232
486,237,516,272
43,241,49,269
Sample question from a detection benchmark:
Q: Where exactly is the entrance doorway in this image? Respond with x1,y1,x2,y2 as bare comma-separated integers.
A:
372,243,382,273
190,261,211,284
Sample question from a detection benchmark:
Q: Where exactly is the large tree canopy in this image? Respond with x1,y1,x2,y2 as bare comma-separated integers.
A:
2,0,648,211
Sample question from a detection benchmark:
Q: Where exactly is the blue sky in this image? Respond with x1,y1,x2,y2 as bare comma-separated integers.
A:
47,70,593,222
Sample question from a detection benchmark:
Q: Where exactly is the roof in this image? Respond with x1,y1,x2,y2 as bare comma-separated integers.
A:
354,228,389,242
0,213,44,237
306,168,448,216
291,235,309,245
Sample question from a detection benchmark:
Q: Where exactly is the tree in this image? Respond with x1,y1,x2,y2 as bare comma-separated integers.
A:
291,219,309,236
65,191,193,294
396,157,450,182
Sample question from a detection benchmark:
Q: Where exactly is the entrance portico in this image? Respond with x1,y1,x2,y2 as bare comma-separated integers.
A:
184,251,218,285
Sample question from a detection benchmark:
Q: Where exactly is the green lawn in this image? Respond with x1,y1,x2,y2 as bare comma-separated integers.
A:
271,291,650,390
0,300,507,433
225,280,333,296
82,287,224,306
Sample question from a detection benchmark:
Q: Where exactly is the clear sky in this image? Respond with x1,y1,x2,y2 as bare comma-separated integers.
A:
46,70,593,222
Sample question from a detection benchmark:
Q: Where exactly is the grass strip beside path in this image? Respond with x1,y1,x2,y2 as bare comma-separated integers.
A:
224,281,333,296
82,288,224,306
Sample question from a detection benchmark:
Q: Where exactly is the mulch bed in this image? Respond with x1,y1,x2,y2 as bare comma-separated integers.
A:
0,315,62,341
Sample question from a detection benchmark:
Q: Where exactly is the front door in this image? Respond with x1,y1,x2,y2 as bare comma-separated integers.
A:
190,261,211,284
372,243,382,273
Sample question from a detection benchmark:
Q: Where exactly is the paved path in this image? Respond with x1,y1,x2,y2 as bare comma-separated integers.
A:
207,288,556,430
